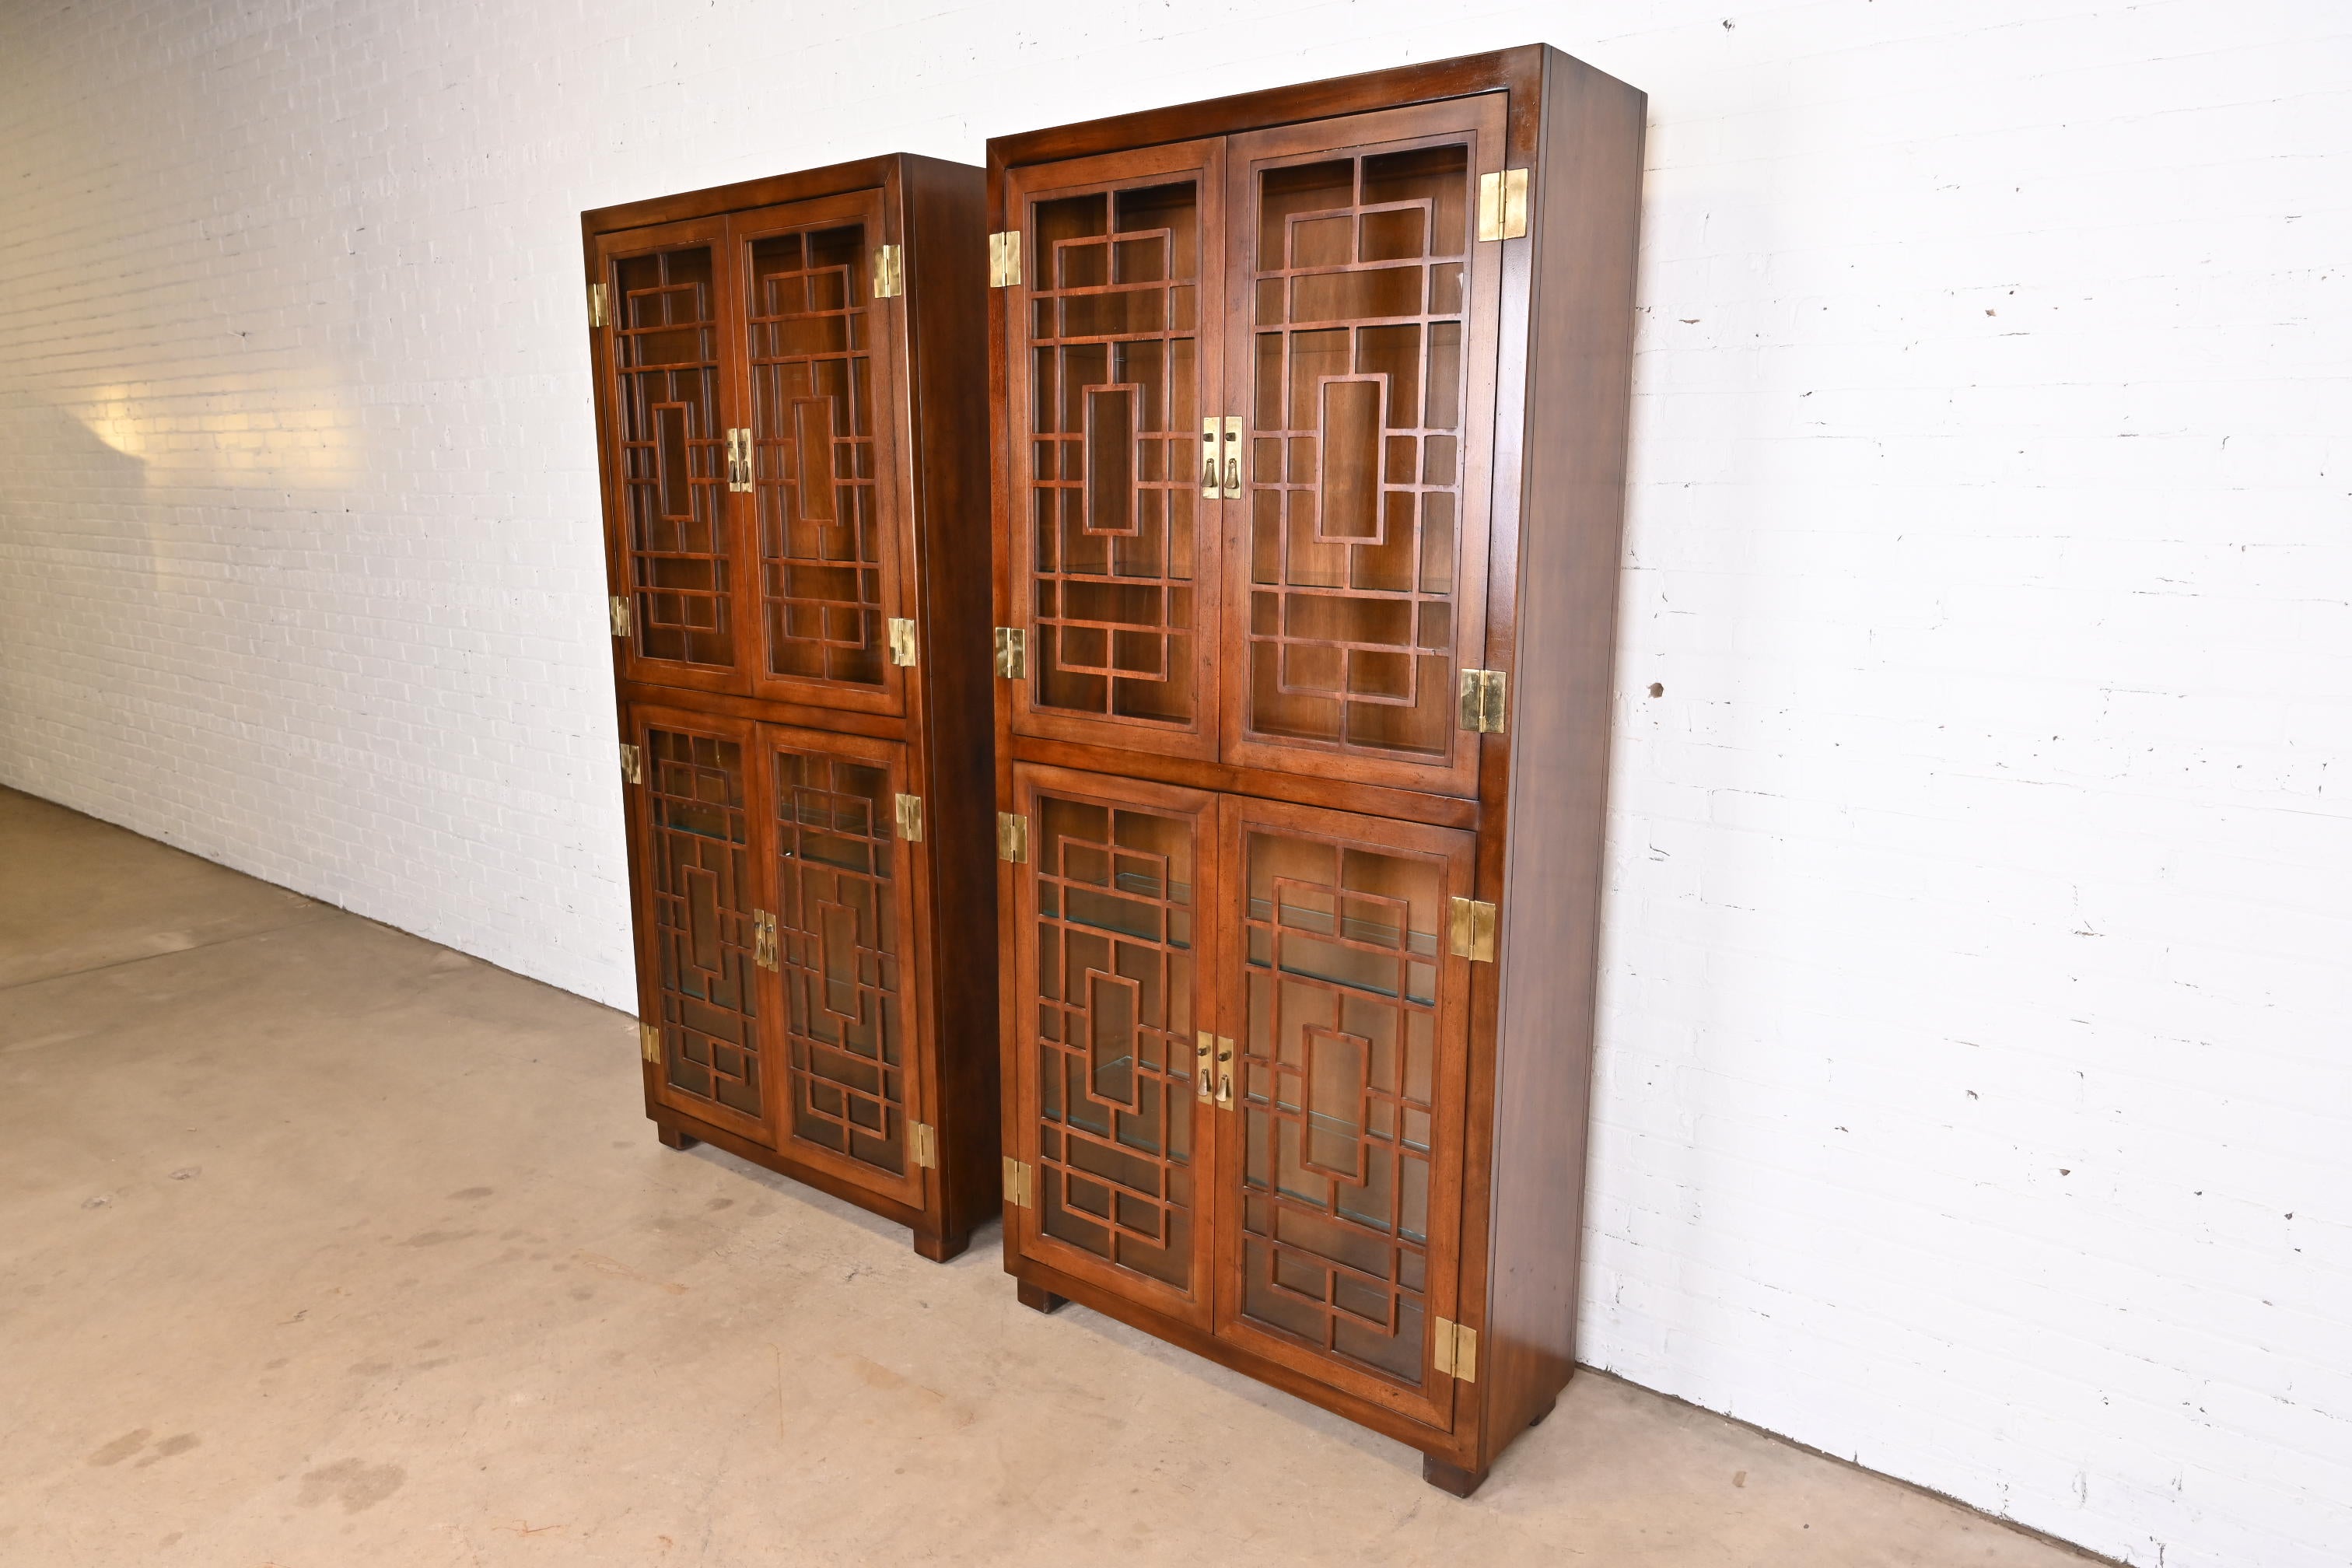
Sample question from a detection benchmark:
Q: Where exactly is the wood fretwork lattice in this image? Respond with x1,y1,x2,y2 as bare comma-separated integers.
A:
1026,184,1203,726
1237,831,1441,1384
1247,144,1473,761
772,743,905,1171
647,727,761,1119
748,225,887,689
1032,795,1198,1289
615,246,733,670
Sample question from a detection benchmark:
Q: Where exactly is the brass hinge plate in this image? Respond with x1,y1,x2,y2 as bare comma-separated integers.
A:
1448,897,1496,963
988,229,1021,288
639,1022,661,1064
997,812,1028,863
1458,668,1507,733
1433,1316,1479,1381
887,617,917,667
618,743,642,785
753,909,779,971
587,282,608,327
895,793,924,842
993,626,1027,679
1477,169,1530,242
871,243,903,299
1002,1156,1034,1208
608,594,630,638
909,1120,936,1169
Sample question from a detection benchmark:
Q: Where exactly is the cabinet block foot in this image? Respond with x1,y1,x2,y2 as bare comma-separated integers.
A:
1017,1280,1069,1314
913,1230,971,1264
656,1125,698,1151
1526,1395,1558,1429
1423,1456,1489,1498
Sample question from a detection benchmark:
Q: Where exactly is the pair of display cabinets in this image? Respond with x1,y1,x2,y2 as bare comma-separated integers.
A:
583,45,1643,1495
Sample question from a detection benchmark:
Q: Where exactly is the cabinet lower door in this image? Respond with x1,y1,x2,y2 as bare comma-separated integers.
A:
1006,765,1220,1328
759,723,927,1206
629,706,774,1146
1212,796,1476,1429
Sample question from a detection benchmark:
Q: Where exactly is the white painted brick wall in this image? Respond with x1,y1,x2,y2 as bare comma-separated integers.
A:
1,2,2345,1562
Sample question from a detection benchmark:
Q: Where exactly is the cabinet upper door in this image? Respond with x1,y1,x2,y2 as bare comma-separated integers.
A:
1212,796,1477,1431
761,723,927,1206
628,705,775,1146
1002,142,1227,761
597,218,753,694
1219,98,1508,798
734,194,916,715
1005,765,1221,1328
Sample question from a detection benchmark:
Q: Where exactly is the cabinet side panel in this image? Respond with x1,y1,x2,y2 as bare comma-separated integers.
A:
903,155,1003,1244
1483,53,1646,1469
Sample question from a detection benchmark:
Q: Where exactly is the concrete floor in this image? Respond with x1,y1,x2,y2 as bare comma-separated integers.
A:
0,785,2099,1567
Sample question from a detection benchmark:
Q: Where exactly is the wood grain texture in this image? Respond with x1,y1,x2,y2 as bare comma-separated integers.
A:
587,155,998,1261
1005,735,1482,831
583,156,906,238
1476,50,1647,1475
985,47,1646,1489
990,49,1543,172
898,154,1003,1253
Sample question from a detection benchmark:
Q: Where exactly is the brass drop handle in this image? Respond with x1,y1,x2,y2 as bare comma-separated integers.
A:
1203,416,1244,499
1195,1030,1216,1104
1215,1038,1235,1108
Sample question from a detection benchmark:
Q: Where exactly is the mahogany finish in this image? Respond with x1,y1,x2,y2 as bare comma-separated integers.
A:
584,154,999,1261
989,48,1645,1492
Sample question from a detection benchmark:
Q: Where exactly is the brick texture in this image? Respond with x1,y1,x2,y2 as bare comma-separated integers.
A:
1,3,2346,1563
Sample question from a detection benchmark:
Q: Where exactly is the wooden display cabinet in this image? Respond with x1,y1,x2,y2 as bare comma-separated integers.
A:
583,154,999,1261
986,48,1646,1491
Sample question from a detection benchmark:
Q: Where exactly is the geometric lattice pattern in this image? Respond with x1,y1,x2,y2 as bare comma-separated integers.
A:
773,744,905,1173
615,245,736,670
647,726,761,1121
1025,181,1203,726
749,224,887,690
1031,793,1199,1290
1247,143,1473,760
1236,828,1443,1383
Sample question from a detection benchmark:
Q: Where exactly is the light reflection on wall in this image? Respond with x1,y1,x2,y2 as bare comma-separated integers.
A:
74,380,359,488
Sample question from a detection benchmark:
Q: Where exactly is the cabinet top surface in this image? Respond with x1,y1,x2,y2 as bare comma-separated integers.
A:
986,44,1622,170
581,151,979,238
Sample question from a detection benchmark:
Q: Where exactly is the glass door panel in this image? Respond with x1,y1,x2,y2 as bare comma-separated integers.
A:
1220,100,1507,796
1008,765,1219,1325
631,707,772,1145
765,724,925,1205
1003,143,1224,761
737,194,909,714
1213,796,1475,1426
600,219,749,693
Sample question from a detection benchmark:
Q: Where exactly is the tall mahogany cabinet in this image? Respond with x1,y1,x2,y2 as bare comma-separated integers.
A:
583,154,998,1261
985,48,1645,1491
